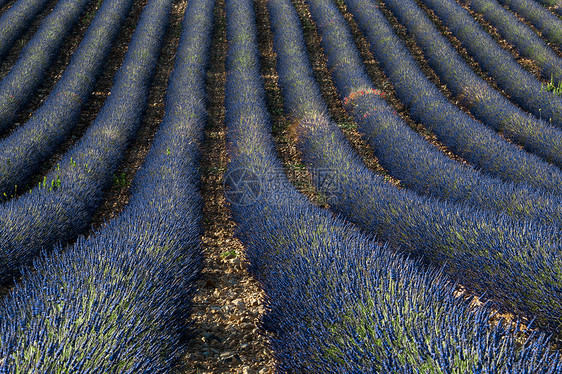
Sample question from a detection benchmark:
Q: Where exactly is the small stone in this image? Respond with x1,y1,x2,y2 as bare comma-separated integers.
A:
240,342,250,350
202,333,222,344
232,299,245,310
243,367,256,374
204,278,216,288
210,339,220,347
219,351,241,364
230,257,241,266
210,334,222,343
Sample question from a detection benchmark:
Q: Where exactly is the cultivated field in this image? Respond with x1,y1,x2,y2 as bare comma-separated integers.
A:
0,0,561,372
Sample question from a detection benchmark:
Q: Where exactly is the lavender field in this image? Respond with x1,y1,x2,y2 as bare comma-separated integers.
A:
0,0,561,372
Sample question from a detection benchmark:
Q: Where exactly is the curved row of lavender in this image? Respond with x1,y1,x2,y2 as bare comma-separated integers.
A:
0,0,52,59
272,0,562,336
0,0,134,198
224,0,562,371
418,0,562,127
0,0,93,133
0,0,168,284
380,0,562,174
0,0,214,370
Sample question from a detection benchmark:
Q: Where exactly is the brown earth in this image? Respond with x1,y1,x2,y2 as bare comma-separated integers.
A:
179,0,275,372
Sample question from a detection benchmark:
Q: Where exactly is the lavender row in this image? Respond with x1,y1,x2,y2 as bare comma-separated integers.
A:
340,0,562,193
498,0,562,47
226,0,562,371
276,0,562,335
0,0,170,284
466,0,562,84
0,0,51,59
418,0,562,127
534,0,562,19
381,0,562,173
0,0,133,199
303,0,562,227
0,0,214,369
0,0,94,133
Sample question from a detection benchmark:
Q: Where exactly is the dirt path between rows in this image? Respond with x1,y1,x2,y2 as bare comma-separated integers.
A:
180,0,275,372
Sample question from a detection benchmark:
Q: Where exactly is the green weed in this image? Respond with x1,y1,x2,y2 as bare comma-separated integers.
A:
541,74,562,95
113,172,129,188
